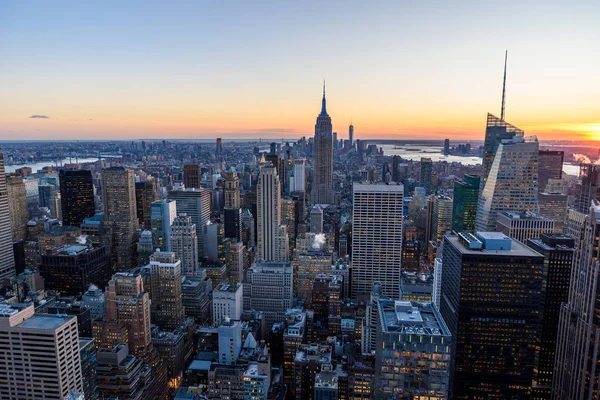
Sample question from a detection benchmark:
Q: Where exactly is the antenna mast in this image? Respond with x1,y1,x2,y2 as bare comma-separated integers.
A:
501,50,507,121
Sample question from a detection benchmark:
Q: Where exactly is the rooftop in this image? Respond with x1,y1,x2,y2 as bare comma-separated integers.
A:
19,314,75,330
379,300,451,337
450,232,543,257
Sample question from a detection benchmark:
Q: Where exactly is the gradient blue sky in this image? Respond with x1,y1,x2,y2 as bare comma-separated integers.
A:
1,0,599,140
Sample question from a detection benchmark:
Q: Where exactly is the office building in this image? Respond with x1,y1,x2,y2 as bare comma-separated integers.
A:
294,344,333,399
310,206,324,234
38,183,54,208
311,84,334,205
103,272,151,356
444,138,450,155
218,318,242,365
433,195,453,245
243,261,293,328
60,169,95,227
101,167,139,271
151,321,195,382
481,113,524,184
538,192,568,233
241,208,256,248
295,249,333,306
182,272,212,325
574,163,600,214
81,284,105,321
553,201,600,399
212,282,243,326
452,175,480,233
375,300,451,399
5,174,28,242
441,232,544,399
292,158,307,194
170,213,200,277
79,338,99,400
496,211,554,243
168,188,211,259
526,233,575,398
183,164,201,189
538,150,563,192
137,229,154,265
150,199,177,251
257,164,289,261
150,251,185,330
135,178,158,229
223,169,240,209
476,135,539,231
40,244,111,296
0,304,83,399
420,157,433,193
226,240,245,283
352,183,403,298
95,344,150,400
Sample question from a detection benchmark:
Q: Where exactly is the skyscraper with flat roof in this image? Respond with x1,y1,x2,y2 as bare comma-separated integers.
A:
420,157,433,193
311,84,334,205
441,232,544,399
6,173,28,242
150,199,177,251
183,164,201,189
170,213,199,278
257,164,288,262
149,251,185,330
538,150,564,192
60,169,96,227
452,175,480,233
351,182,404,298
168,188,211,259
0,153,16,280
0,304,83,399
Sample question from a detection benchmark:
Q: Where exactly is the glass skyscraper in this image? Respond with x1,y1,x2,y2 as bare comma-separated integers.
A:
451,175,480,233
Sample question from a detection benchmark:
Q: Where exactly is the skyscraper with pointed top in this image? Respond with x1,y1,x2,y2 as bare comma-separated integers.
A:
311,82,334,205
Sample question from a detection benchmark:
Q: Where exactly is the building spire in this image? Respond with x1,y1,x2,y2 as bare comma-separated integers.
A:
320,80,327,116
501,50,507,121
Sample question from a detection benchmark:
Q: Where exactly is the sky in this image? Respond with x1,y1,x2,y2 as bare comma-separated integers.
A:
1,0,599,141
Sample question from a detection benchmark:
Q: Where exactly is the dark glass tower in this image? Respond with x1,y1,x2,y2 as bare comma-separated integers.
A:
526,233,575,399
538,150,564,192
60,169,96,227
481,113,524,184
441,232,544,399
451,175,480,233
420,157,433,193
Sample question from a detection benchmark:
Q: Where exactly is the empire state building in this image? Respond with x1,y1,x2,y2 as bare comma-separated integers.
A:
310,83,334,205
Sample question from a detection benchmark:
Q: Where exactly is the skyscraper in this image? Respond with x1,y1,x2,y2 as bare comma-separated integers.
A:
5,173,28,242
311,83,334,205
256,164,288,262
452,175,480,233
60,169,96,227
150,199,177,251
351,183,404,298
149,251,185,330
432,195,453,245
574,163,600,214
441,232,544,399
482,114,524,184
476,135,539,231
538,192,568,233
292,158,306,194
101,167,139,271
170,213,200,278
553,200,600,399
420,157,433,193
0,153,16,280
223,170,242,241
538,150,564,192
525,233,574,398
135,178,158,229
183,164,201,189
348,122,354,147
443,138,450,156
168,188,211,259
0,304,83,400
102,271,151,356
496,211,554,243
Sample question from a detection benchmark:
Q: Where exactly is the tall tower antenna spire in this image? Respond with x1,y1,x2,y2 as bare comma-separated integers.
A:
323,79,326,97
501,50,507,121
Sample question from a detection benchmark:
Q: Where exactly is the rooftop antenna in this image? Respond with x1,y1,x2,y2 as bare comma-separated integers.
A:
501,50,507,121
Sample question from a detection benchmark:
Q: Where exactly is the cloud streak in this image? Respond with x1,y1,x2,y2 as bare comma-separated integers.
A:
29,115,49,119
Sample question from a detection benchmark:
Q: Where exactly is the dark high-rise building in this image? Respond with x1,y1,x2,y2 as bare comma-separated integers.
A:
168,188,211,259
311,83,334,205
452,175,480,233
392,155,402,183
420,157,433,193
0,152,16,281
216,138,223,161
444,138,450,156
401,240,420,273
183,164,201,189
60,169,95,227
526,233,575,399
39,244,111,296
349,123,354,147
38,184,54,208
575,163,600,214
538,150,564,192
553,200,600,399
441,231,544,399
135,179,158,229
